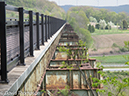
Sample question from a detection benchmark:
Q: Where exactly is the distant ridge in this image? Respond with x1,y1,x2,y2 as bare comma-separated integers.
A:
95,5,129,13
60,5,75,12
61,5,129,13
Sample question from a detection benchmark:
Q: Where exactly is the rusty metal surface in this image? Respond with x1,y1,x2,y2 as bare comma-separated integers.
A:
45,24,102,96
46,71,69,89
49,59,96,68
46,69,102,90
48,63,92,69
71,90,99,96
57,45,80,47
59,39,79,42
59,41,77,46
64,24,74,31
47,89,100,96
55,49,88,60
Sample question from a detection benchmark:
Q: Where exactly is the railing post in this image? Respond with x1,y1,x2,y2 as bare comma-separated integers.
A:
29,11,34,56
49,17,52,37
48,16,50,39
45,15,47,42
51,17,54,35
19,7,25,66
41,14,44,45
0,1,9,83
36,12,40,50
53,17,55,34
55,18,57,33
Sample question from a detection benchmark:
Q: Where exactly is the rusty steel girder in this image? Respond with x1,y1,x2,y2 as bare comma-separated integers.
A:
43,24,102,96
46,68,102,90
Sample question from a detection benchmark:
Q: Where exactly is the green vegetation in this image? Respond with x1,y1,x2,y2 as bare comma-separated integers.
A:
66,10,92,48
112,43,128,52
91,54,129,64
123,20,128,30
50,85,78,96
5,0,129,48
93,71,129,96
4,0,66,19
66,6,129,48
68,6,129,25
91,29,129,35
88,24,95,33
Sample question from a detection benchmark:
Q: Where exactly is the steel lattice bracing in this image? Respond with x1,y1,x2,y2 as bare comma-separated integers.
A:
42,24,103,96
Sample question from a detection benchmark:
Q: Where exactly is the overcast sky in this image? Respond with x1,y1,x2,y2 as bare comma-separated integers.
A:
48,0,129,6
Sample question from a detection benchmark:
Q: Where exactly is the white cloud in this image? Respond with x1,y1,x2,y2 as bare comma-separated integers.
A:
48,0,129,6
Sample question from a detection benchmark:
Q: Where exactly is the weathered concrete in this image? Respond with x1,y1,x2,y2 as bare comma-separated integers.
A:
0,24,65,96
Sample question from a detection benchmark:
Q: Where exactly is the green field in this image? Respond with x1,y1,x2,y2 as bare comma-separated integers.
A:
91,28,129,35
90,54,129,64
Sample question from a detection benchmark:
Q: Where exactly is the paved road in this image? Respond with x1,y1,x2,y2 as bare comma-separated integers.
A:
103,68,129,71
102,64,128,67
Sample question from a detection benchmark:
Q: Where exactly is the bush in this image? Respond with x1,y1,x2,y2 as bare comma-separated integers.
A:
88,24,95,33
119,46,128,52
105,24,111,30
112,43,119,48
95,24,100,29
91,25,95,33
110,51,113,54
123,20,128,30
88,24,92,32
92,48,97,51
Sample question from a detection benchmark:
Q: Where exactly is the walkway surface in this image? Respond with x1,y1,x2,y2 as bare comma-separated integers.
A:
0,25,64,96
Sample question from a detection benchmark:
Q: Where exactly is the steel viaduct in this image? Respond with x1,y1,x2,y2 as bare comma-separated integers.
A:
0,2,102,96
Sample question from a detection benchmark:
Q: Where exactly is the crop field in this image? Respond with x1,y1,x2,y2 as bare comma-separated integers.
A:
89,32,129,56
92,29,129,35
90,54,129,64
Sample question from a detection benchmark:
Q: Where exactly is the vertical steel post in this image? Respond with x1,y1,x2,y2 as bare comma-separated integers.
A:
45,15,47,42
36,12,40,50
51,17,53,35
41,14,44,45
55,18,57,33
53,17,55,34
29,11,34,56
48,16,50,39
49,17,52,37
0,1,9,83
56,18,57,33
19,7,25,66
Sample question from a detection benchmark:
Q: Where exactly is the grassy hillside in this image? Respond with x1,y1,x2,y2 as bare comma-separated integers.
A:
4,0,66,19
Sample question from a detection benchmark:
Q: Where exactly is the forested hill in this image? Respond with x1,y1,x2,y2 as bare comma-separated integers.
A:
61,5,129,13
95,5,129,13
4,0,66,19
60,5,75,12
